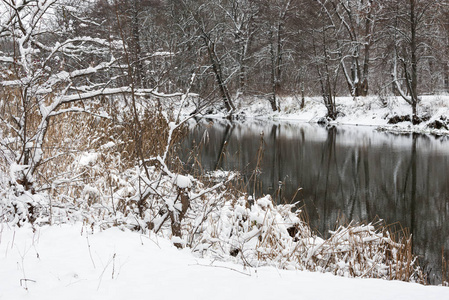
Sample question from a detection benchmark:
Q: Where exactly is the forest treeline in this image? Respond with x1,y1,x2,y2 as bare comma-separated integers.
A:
2,1,449,118
74,0,449,118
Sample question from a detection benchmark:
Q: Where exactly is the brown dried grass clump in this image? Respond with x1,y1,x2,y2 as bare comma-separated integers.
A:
443,249,449,286
33,95,187,206
193,194,426,284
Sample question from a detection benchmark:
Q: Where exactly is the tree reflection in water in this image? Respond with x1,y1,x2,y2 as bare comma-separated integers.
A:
181,120,449,284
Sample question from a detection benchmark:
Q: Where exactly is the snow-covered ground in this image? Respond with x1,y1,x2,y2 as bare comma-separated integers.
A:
1,224,448,300
201,95,449,136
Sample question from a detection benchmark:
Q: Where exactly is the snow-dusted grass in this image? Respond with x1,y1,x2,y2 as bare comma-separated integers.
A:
1,223,448,300
0,159,427,282
193,195,424,283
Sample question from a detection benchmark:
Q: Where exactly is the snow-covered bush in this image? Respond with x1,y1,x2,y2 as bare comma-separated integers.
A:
189,192,424,283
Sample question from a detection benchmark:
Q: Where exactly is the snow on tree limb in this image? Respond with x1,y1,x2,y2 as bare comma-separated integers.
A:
391,52,412,105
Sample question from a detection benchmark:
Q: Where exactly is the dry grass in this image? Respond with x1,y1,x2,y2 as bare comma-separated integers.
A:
443,248,449,286
190,191,426,284
0,87,189,225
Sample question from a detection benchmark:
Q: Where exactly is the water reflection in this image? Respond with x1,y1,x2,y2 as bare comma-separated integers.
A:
182,120,449,283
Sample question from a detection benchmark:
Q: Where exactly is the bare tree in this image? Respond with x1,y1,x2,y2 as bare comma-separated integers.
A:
328,0,379,97
175,0,236,116
0,0,174,194
257,0,296,111
385,0,436,120
311,0,342,119
219,0,259,97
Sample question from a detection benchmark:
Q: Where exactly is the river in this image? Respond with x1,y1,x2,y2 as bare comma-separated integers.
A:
181,119,449,284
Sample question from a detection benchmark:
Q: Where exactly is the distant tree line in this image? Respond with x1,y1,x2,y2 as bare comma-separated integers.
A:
63,0,448,119
2,0,449,120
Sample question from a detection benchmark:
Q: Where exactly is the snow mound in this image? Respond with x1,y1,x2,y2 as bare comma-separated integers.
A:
1,224,448,300
174,174,192,189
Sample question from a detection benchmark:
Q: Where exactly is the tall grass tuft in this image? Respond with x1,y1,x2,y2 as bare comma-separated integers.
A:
443,248,449,286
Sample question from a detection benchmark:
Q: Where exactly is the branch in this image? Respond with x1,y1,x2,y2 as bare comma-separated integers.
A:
58,87,189,103
391,53,412,105
48,107,111,119
39,59,117,92
0,56,14,63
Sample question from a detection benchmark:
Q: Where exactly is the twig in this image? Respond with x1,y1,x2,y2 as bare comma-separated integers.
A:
97,255,114,290
85,227,96,269
112,253,116,279
20,278,36,289
190,262,252,277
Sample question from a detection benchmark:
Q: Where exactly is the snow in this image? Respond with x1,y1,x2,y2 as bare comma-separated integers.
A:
174,174,192,189
78,152,98,166
1,224,448,300
100,141,115,149
0,56,14,63
2,75,449,297
198,95,449,136
9,163,29,183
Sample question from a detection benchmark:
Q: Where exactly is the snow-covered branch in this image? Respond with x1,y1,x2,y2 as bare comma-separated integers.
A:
391,52,412,105
58,87,189,103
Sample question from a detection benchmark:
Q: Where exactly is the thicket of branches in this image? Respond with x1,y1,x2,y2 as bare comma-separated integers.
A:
0,0,190,230
2,1,448,119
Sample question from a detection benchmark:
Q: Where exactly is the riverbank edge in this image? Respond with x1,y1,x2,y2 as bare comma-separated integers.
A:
192,95,449,137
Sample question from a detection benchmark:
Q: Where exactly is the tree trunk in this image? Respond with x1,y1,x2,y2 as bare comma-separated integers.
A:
170,188,190,249
354,79,369,97
131,0,143,87
204,39,235,114
269,28,280,112
410,0,418,119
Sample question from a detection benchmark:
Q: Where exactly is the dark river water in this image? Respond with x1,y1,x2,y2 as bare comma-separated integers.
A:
181,119,449,284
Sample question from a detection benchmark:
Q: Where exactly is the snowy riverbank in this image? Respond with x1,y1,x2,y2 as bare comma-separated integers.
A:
199,95,449,136
1,224,449,300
